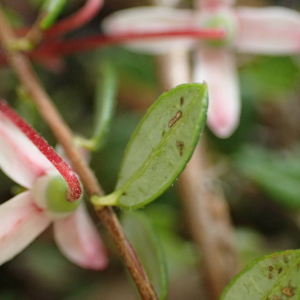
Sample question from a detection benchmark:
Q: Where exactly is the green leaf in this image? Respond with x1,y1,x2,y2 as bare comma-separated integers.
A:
40,0,68,29
220,250,300,300
74,63,117,151
121,211,168,300
92,83,208,209
235,146,300,209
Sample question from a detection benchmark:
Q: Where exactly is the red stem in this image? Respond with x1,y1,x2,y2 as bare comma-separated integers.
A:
47,0,103,38
18,0,103,38
0,28,225,66
0,100,82,201
37,28,226,56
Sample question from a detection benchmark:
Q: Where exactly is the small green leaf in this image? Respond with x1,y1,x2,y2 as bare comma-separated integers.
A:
74,63,117,151
220,250,300,300
121,211,168,300
92,83,208,209
40,0,68,30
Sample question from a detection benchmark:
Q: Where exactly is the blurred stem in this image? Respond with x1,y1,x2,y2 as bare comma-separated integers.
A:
0,5,157,300
13,0,103,49
156,43,239,300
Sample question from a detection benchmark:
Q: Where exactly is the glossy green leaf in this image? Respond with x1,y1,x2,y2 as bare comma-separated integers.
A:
40,0,68,29
121,211,168,300
92,83,208,209
74,63,117,151
220,250,300,300
236,146,300,209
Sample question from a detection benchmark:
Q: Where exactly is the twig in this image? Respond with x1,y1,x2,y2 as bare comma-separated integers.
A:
157,46,239,300
22,0,103,46
0,4,157,300
179,141,239,300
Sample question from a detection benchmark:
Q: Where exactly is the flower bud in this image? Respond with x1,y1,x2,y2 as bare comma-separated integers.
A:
33,173,83,218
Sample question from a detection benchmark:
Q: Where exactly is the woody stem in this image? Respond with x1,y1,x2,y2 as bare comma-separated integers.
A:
0,4,157,300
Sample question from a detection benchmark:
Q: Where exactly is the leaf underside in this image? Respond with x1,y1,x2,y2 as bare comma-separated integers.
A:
115,83,208,209
220,250,300,300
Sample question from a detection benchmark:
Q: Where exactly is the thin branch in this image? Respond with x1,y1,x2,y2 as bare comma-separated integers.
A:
179,141,240,300
37,28,225,56
46,0,103,38
0,28,225,67
21,0,103,46
0,4,157,300
157,45,239,300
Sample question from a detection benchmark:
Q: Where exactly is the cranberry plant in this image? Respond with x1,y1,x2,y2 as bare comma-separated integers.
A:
0,1,300,300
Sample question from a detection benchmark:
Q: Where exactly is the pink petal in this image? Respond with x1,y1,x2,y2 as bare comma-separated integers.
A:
194,47,240,138
102,7,196,54
235,7,300,54
53,204,108,270
196,0,235,11
0,112,54,188
0,191,51,265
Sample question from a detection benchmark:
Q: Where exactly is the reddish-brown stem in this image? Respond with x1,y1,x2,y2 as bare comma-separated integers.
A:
37,28,226,56
0,100,82,201
19,0,103,40
0,28,225,67
46,0,103,38
0,4,157,300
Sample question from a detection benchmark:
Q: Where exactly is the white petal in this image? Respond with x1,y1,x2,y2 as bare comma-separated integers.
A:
0,191,51,265
0,112,55,188
194,47,240,138
235,7,300,54
53,204,108,270
102,7,196,54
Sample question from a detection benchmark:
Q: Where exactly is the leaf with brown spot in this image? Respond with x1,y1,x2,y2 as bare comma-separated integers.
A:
220,250,300,300
107,83,208,209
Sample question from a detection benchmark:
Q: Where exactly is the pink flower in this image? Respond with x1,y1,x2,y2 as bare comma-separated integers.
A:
0,108,108,269
102,1,300,138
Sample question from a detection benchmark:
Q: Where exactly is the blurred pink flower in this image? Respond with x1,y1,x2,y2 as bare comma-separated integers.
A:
103,1,300,138
0,109,108,269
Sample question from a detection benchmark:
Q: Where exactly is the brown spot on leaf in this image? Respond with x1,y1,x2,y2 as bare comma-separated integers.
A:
176,141,184,156
284,256,288,264
278,268,282,274
269,266,273,272
282,287,295,297
269,273,273,279
168,111,182,127
273,296,278,300
180,97,184,105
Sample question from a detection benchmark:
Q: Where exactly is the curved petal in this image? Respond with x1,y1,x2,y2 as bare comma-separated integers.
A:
102,7,196,54
235,7,300,54
53,204,108,270
196,0,235,11
0,191,51,265
193,47,240,138
0,112,54,188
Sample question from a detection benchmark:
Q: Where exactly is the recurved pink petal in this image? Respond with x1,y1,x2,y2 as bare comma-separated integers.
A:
0,191,51,265
53,204,108,270
103,7,196,54
194,47,240,138
235,7,300,54
0,112,54,188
